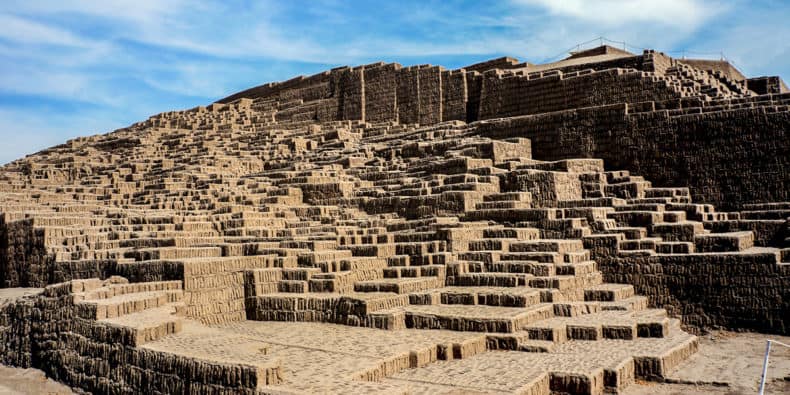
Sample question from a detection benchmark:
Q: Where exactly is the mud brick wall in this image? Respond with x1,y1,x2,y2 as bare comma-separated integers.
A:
546,54,647,75
362,192,483,219
218,81,287,104
441,70,468,122
49,260,117,284
117,257,281,325
0,282,279,393
747,76,786,94
276,72,332,103
315,97,340,122
478,69,680,120
418,66,443,125
624,108,790,210
463,56,521,73
0,218,52,288
477,104,626,160
466,72,483,122
706,219,787,247
364,63,400,123
0,214,5,287
180,255,292,325
334,67,365,121
397,66,421,124
501,169,582,206
597,252,790,335
0,295,34,367
643,51,673,75
478,105,790,210
116,260,184,283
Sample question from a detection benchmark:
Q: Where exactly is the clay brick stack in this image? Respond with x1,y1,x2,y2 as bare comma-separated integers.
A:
1,45,788,394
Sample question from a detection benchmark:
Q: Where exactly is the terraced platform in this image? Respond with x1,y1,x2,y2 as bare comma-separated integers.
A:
1,45,789,394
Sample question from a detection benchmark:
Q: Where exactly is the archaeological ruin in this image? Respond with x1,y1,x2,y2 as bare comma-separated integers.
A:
1,45,789,394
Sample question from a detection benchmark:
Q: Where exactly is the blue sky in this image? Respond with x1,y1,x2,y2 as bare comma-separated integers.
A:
1,0,788,164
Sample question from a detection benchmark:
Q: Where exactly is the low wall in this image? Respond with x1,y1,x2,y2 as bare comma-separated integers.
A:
0,282,278,393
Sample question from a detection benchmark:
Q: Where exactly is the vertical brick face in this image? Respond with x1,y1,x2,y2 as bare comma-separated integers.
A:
441,70,468,122
364,64,399,123
478,69,680,120
336,67,365,121
397,66,421,124
418,66,443,125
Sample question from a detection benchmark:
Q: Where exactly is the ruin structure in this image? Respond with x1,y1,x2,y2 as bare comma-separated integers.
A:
1,46,788,394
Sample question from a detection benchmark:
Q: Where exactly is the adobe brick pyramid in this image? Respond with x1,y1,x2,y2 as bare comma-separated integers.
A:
1,46,789,394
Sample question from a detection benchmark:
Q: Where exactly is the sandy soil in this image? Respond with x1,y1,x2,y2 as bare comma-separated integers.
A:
0,288,41,305
627,330,790,394
0,366,73,395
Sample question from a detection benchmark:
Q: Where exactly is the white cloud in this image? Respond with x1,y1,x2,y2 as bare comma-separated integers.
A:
687,8,790,80
515,0,723,29
0,0,187,25
0,14,94,47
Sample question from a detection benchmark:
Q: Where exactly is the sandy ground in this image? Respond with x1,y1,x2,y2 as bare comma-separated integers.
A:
0,366,73,395
627,330,790,394
1,330,788,394
0,288,41,305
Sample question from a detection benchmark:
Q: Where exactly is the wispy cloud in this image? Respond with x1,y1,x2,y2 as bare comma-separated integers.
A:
0,14,94,47
514,0,724,29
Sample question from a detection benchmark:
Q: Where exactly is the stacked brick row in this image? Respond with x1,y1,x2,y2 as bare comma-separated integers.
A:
477,68,681,120
0,282,280,393
0,46,788,393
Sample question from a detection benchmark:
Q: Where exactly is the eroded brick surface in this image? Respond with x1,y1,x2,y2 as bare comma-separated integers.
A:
1,46,789,394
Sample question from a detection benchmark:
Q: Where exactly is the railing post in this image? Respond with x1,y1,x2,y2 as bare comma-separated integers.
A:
759,339,772,395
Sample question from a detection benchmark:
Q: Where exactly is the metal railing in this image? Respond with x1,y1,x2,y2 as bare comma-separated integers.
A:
541,36,732,66
759,339,790,394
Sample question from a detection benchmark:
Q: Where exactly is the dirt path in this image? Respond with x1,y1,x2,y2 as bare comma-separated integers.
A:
0,366,73,395
627,331,790,394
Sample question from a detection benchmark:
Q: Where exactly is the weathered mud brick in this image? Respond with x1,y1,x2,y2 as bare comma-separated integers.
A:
1,43,789,394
